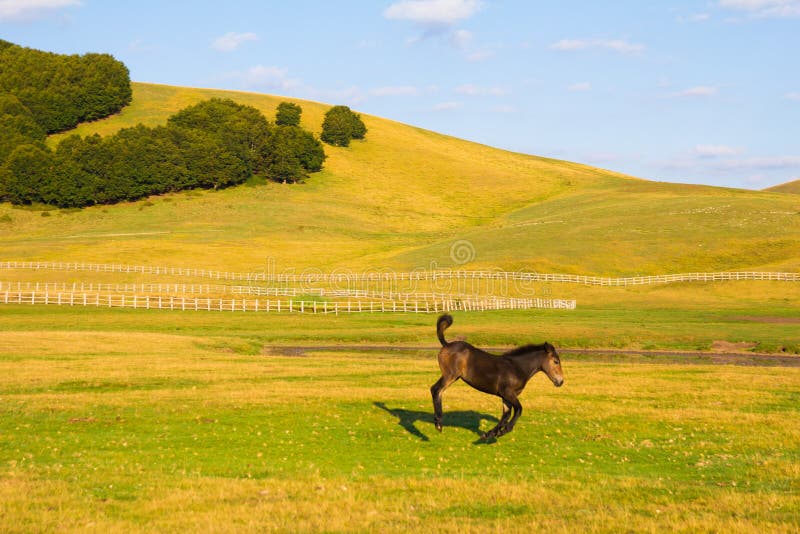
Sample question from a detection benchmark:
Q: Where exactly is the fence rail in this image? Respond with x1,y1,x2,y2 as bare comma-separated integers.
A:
0,281,325,297
0,281,547,303
0,291,576,313
2,261,797,286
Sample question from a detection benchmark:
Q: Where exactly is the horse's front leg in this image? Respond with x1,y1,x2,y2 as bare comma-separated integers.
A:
495,394,522,438
481,399,512,440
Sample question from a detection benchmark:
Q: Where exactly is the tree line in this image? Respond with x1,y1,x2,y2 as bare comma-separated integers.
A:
1,99,327,207
1,98,369,208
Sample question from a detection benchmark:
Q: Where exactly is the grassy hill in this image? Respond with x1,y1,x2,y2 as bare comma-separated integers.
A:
1,82,798,276
766,179,800,195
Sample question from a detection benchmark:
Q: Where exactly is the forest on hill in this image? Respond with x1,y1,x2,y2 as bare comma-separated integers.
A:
0,41,365,208
0,39,131,134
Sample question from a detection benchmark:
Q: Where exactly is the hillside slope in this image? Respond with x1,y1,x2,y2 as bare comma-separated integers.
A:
2,82,799,275
765,179,800,195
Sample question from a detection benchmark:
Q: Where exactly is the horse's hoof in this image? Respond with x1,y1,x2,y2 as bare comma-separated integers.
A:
435,423,442,432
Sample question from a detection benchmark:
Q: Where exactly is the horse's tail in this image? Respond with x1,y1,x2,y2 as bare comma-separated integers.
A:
436,314,453,346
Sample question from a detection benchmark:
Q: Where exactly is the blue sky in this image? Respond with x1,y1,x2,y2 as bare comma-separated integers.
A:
2,0,799,190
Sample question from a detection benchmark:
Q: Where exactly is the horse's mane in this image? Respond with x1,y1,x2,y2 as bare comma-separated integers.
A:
502,343,549,357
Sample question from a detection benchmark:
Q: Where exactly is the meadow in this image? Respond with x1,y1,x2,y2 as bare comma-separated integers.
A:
0,316,798,532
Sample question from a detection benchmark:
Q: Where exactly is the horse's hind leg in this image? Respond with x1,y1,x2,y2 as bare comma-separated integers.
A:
431,375,457,432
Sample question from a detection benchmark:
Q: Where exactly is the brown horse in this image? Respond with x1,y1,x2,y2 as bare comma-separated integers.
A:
431,314,564,440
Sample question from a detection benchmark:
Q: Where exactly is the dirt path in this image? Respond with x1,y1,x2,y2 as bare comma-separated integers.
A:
263,345,800,367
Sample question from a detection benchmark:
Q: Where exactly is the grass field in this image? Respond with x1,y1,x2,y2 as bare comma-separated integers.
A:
0,322,798,532
2,82,799,531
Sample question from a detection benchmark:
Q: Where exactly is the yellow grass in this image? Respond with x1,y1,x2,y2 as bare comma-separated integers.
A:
0,81,792,277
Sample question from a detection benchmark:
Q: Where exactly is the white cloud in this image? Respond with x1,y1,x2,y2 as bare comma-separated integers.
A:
0,0,81,21
673,86,719,97
432,101,461,110
567,82,592,92
603,39,646,54
384,0,483,25
127,39,158,53
454,84,508,96
549,38,645,55
465,49,493,62
450,29,473,47
370,86,420,97
212,32,258,52
715,155,800,170
384,0,488,63
549,39,587,51
313,86,366,105
693,144,742,157
718,0,800,18
785,92,800,100
491,105,516,114
222,66,370,105
583,152,620,164
228,65,300,92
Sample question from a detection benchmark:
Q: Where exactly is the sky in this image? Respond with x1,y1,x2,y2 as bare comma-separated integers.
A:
1,0,799,190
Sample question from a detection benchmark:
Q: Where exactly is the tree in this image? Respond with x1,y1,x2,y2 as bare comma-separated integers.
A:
168,98,272,173
0,144,53,205
275,102,302,127
263,125,326,183
320,105,367,147
0,93,46,163
350,112,367,140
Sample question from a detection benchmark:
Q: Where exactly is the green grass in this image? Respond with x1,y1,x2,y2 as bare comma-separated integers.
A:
0,327,798,532
1,295,798,353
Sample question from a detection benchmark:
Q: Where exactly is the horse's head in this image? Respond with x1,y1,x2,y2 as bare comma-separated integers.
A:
542,342,564,387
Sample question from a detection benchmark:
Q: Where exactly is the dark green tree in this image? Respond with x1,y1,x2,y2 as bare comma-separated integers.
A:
263,125,326,183
320,105,367,147
275,102,302,127
0,144,53,205
349,112,367,140
168,98,272,173
0,96,47,163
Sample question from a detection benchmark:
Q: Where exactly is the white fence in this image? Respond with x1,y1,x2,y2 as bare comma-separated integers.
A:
0,281,549,302
0,291,576,314
1,261,797,286
0,281,324,297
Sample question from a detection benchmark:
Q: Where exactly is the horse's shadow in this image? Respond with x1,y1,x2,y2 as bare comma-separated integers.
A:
374,402,498,443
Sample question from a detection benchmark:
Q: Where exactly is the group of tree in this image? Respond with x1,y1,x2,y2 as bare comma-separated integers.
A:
0,99,326,207
0,39,131,134
0,40,371,208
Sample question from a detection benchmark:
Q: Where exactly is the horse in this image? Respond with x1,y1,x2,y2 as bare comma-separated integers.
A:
430,314,564,440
